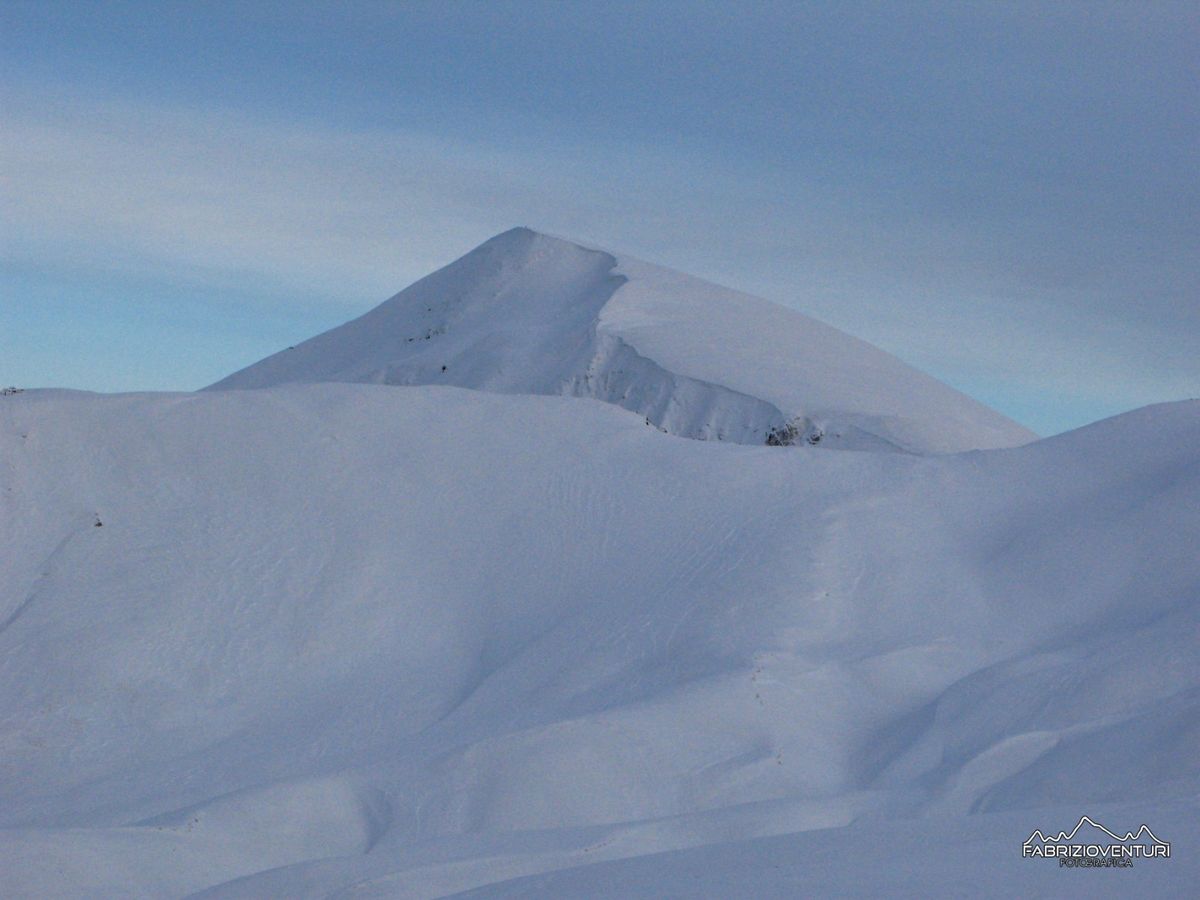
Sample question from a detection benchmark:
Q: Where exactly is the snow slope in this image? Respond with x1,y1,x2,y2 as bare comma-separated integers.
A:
208,228,1034,454
1,385,1195,897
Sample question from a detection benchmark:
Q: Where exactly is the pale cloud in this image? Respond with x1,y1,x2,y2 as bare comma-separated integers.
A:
2,91,770,306
3,94,538,304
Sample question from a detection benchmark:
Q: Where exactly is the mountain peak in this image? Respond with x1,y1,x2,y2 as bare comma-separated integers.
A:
473,226,587,256
208,231,1034,454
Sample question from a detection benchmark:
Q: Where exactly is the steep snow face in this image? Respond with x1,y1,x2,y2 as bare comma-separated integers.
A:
209,228,1034,453
0,387,1195,897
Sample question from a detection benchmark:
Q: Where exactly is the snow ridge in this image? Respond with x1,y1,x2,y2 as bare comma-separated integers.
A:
563,330,794,444
209,227,1034,454
1,386,1196,897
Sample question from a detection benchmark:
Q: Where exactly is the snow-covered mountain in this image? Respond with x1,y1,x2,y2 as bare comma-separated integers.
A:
209,228,1034,454
1,383,1196,897
2,232,1195,897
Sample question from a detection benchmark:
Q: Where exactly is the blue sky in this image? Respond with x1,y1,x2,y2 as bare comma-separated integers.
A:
2,1,1196,435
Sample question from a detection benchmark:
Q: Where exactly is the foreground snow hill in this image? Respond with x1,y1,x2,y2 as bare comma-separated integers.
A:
1,385,1196,898
209,228,1034,454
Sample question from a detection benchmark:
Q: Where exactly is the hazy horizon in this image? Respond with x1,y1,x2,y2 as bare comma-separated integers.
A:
3,1,1196,435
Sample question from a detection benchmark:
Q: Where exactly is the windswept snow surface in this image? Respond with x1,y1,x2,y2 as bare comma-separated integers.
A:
208,228,1034,454
1,385,1196,898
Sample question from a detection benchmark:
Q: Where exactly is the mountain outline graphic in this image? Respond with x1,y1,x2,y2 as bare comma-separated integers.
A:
1024,815,1169,846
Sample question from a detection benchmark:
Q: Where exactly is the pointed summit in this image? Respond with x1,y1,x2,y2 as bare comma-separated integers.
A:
208,229,1035,453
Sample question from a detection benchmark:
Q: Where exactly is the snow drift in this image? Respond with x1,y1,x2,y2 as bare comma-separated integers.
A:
1,384,1196,897
208,228,1034,454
